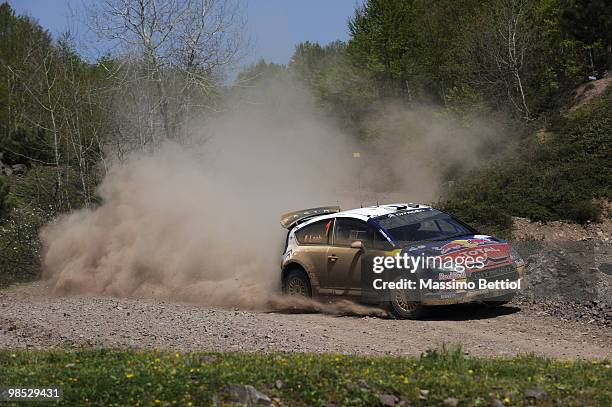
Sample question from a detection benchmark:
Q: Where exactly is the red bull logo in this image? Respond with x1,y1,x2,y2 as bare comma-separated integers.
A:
440,238,492,254
439,242,512,272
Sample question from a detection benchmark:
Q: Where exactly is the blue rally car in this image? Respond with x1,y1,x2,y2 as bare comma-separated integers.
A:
279,203,525,319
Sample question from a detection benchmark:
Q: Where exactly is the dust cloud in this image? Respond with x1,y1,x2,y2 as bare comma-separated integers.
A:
40,77,508,313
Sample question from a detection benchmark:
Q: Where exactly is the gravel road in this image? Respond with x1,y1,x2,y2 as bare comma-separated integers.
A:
1,283,610,359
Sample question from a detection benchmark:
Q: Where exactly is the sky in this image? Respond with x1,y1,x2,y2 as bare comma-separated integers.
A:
7,0,361,71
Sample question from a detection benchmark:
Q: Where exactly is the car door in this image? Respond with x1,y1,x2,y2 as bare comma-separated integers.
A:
293,218,334,289
326,218,375,295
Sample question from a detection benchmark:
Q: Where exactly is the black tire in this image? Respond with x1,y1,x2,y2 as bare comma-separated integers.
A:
483,292,515,307
282,268,312,298
389,288,425,319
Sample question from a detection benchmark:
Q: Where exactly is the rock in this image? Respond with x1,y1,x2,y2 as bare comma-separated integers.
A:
2,167,12,176
11,164,26,174
524,387,548,402
443,397,459,407
418,389,429,400
225,384,272,406
274,379,283,389
376,393,399,406
490,399,504,407
599,263,612,276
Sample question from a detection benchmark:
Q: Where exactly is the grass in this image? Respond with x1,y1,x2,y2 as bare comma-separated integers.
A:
0,349,609,406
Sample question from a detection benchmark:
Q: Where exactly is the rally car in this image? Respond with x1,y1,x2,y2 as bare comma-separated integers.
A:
279,203,525,319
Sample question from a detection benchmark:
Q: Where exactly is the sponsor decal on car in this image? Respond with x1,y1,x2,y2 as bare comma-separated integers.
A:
440,244,512,271
438,238,495,254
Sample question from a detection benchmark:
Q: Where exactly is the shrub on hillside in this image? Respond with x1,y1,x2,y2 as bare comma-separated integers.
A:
444,87,611,231
560,200,602,224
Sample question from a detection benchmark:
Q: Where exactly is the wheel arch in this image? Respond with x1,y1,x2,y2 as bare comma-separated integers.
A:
281,261,316,288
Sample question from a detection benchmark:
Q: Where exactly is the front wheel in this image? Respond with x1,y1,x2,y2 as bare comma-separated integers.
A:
389,288,425,319
282,269,312,298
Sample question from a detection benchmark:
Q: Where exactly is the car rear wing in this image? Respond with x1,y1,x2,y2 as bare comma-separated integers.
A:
280,206,341,229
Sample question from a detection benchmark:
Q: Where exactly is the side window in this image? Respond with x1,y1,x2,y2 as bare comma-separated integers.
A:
333,218,374,247
372,230,393,250
295,219,332,245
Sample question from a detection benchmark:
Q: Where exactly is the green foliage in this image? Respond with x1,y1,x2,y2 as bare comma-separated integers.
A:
0,164,88,287
0,164,97,287
9,164,95,213
288,40,379,130
560,200,602,225
0,128,54,165
0,2,53,141
444,88,612,233
0,3,111,286
297,0,609,119
0,349,609,406
347,0,478,103
236,59,286,84
0,206,44,287
561,0,612,71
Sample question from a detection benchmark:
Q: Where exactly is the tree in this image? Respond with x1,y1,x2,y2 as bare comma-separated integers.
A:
463,0,544,119
347,0,416,98
0,2,53,142
236,59,285,84
1,3,111,210
561,0,612,72
90,0,246,146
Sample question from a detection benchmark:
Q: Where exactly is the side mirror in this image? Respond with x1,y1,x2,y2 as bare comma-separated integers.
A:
350,240,363,250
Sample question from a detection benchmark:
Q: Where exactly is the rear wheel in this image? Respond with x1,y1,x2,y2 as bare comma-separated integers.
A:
282,268,312,298
389,288,425,319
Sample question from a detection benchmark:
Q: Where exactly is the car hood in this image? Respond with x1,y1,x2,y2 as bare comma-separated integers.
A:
397,234,513,270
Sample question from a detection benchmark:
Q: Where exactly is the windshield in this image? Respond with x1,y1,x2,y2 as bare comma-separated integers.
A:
373,209,476,243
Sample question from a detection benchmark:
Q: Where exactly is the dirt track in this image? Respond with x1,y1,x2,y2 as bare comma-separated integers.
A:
1,283,610,359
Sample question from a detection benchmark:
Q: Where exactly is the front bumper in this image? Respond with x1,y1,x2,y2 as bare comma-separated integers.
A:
418,265,523,305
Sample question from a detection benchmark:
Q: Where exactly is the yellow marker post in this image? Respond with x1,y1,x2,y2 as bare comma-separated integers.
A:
353,153,362,205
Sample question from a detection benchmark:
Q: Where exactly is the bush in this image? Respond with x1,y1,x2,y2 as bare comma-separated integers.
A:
0,127,54,165
444,87,612,231
0,206,44,287
0,165,87,287
560,200,602,224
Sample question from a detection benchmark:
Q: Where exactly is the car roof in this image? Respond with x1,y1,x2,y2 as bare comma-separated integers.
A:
295,203,432,229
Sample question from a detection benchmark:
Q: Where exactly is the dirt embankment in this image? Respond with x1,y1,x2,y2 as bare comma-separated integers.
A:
567,75,612,114
512,215,612,242
511,205,612,328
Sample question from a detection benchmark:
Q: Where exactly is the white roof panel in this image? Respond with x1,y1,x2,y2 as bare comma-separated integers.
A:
295,203,432,229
